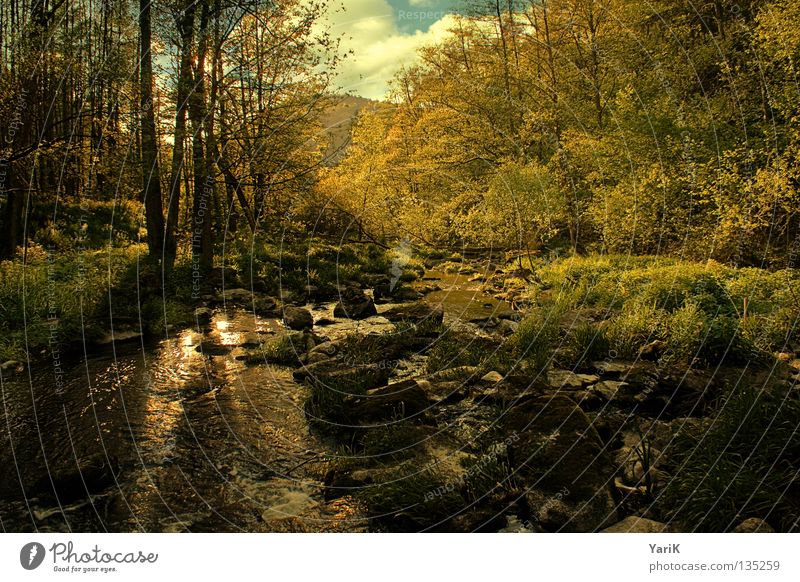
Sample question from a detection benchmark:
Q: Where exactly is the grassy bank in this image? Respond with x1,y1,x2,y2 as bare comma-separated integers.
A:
0,237,399,364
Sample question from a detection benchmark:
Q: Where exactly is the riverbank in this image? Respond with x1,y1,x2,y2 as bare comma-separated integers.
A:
1,244,798,532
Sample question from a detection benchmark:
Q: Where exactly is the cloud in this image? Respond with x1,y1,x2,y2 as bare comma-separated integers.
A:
323,1,458,100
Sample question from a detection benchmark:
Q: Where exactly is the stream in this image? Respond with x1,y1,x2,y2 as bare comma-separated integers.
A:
0,268,515,532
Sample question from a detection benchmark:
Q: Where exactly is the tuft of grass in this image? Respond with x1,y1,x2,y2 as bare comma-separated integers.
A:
658,382,800,532
356,462,465,531
509,312,560,373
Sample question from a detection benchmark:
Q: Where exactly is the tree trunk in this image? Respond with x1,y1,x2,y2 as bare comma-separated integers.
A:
189,0,213,272
166,0,196,263
139,0,165,259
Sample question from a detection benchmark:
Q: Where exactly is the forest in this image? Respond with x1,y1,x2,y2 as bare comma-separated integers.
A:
0,0,799,533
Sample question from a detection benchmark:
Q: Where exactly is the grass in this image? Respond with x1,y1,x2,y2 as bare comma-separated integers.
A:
355,461,465,531
522,254,799,367
657,380,800,531
0,243,171,362
233,236,392,298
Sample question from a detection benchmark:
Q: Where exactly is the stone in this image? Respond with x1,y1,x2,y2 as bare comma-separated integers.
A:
547,370,599,389
602,516,672,533
614,445,663,488
525,487,618,532
591,380,628,401
480,371,504,384
97,329,142,345
293,359,393,389
253,295,280,317
733,518,775,533
334,287,377,320
593,361,634,376
424,380,469,404
220,288,252,303
505,395,615,501
350,380,431,423
194,307,213,326
283,306,314,330
638,339,667,360
1,360,23,373
381,301,444,325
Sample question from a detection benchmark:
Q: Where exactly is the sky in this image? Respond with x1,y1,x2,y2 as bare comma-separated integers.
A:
323,0,463,100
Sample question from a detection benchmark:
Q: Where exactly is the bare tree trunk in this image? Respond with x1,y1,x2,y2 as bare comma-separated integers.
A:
139,0,165,258
189,0,213,272
166,0,196,264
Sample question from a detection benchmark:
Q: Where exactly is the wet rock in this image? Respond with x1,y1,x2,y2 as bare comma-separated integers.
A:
602,516,672,533
32,454,119,505
505,395,617,531
733,518,775,533
547,370,599,390
480,371,504,384
193,307,214,326
323,467,375,500
253,295,280,317
1,360,24,374
381,301,444,325
220,288,252,303
334,287,377,320
283,306,314,330
293,359,393,389
238,333,263,349
350,380,431,424
97,328,143,345
390,285,423,301
195,342,233,356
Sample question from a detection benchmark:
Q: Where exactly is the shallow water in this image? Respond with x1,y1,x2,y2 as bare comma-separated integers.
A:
0,311,363,532
421,269,515,324
0,269,512,532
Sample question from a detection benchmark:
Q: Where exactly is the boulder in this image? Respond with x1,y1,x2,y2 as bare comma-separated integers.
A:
220,288,252,303
381,301,444,325
293,359,393,389
504,395,618,531
349,380,431,424
193,307,214,326
602,516,672,533
253,295,280,317
283,306,313,330
733,518,775,533
334,287,377,320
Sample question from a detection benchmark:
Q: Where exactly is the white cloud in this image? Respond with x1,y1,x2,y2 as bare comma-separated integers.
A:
322,1,458,100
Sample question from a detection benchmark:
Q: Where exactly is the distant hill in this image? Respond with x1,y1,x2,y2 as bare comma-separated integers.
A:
317,95,385,165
